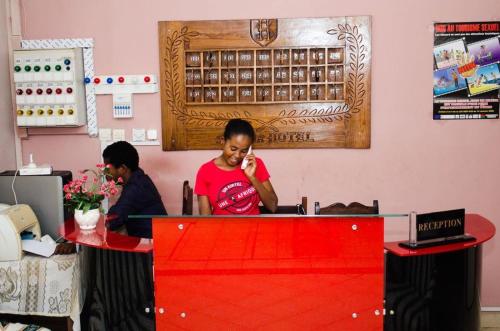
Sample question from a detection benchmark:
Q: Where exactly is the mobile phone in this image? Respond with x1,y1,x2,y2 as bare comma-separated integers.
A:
241,145,253,170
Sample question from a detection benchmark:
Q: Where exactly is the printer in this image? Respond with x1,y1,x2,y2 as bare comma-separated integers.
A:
0,204,41,261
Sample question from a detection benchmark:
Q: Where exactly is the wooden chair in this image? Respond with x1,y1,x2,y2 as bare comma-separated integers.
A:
314,200,379,215
182,180,193,215
259,196,308,215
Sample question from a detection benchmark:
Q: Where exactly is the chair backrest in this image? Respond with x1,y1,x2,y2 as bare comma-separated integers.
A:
260,196,308,215
182,180,193,215
314,200,379,215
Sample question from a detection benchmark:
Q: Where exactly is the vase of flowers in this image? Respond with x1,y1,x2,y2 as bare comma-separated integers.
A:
64,163,122,230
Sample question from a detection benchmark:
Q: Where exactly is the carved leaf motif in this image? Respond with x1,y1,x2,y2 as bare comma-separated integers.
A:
165,23,368,130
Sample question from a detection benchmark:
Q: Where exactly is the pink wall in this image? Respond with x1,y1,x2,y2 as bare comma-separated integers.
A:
0,2,16,171
18,0,500,305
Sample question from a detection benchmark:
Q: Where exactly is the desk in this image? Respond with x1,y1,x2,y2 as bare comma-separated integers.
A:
60,217,155,331
384,214,495,331
152,215,387,330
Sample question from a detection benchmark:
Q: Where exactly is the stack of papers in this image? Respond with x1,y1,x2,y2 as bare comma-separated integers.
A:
21,240,56,257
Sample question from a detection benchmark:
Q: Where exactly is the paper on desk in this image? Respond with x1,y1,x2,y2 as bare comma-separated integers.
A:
21,239,56,257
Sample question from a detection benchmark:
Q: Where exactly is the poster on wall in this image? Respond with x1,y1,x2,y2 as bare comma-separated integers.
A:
433,21,500,120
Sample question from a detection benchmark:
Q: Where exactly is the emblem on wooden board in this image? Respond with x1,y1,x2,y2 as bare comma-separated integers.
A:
250,19,278,47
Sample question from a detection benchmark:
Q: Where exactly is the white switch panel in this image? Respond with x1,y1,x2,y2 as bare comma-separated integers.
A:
99,128,112,141
93,74,158,94
146,129,158,141
13,48,87,127
112,129,125,141
132,128,146,142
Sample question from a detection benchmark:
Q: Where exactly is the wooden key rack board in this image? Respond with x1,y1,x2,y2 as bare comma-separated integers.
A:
159,16,371,150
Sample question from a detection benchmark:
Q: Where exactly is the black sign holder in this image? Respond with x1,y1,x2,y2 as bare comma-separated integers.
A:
399,209,476,249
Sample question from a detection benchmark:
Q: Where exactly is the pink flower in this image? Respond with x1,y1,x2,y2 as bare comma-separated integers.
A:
105,164,111,168
82,175,88,181
96,163,105,168
65,193,72,200
117,177,123,183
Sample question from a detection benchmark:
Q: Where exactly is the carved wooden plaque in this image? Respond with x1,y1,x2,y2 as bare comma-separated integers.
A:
159,16,371,150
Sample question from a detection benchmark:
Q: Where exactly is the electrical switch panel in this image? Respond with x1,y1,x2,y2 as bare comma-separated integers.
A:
13,48,87,127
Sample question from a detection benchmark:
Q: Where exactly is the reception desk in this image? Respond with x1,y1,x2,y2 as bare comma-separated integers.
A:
60,217,155,331
151,215,392,330
384,214,495,331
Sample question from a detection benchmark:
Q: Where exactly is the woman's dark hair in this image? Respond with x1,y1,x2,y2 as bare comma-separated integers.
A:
102,141,139,171
223,119,255,143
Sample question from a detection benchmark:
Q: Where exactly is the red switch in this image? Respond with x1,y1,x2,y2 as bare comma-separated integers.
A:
56,88,62,94
16,89,23,95
144,76,151,83
94,77,101,84
66,87,73,94
118,76,125,83
36,88,43,95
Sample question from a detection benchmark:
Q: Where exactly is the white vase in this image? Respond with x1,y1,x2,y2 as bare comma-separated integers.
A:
74,208,100,230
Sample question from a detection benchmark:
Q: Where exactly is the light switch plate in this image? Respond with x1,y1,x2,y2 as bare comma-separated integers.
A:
132,128,146,142
99,128,112,141
146,129,158,141
112,129,125,141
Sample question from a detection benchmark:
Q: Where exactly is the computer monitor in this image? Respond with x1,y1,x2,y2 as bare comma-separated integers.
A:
0,171,72,240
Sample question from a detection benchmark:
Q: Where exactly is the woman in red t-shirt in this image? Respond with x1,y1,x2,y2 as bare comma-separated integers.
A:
195,119,278,215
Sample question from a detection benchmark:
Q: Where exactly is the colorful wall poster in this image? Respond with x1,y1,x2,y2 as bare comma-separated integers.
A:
433,22,500,120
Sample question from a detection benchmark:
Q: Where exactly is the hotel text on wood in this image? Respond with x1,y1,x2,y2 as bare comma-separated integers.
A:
159,16,371,150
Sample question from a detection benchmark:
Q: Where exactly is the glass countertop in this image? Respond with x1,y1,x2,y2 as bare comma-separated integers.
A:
129,213,408,218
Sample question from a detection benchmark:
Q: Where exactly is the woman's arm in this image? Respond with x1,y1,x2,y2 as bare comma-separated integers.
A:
244,155,278,212
197,195,212,215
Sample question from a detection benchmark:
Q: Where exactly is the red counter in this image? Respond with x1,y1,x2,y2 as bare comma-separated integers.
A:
384,214,495,256
384,214,496,331
59,216,153,253
153,216,385,330
60,216,155,330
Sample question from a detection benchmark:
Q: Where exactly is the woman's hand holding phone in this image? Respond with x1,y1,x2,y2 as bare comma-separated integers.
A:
241,146,256,179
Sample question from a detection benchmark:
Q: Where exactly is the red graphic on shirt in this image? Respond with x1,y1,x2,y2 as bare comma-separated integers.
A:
216,181,259,214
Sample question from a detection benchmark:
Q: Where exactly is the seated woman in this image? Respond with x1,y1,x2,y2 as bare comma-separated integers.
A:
195,119,278,215
103,141,167,238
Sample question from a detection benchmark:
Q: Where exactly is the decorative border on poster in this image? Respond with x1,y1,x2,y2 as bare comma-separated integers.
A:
21,39,97,136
